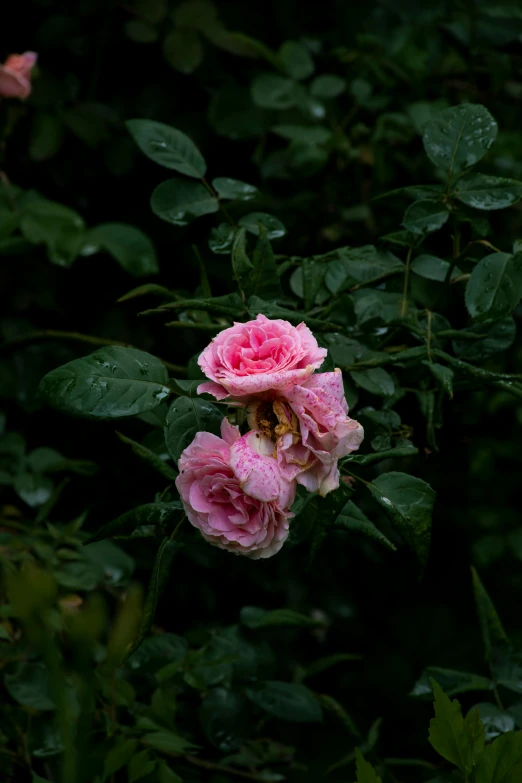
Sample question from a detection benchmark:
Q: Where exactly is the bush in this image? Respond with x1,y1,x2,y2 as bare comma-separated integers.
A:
2,2,522,782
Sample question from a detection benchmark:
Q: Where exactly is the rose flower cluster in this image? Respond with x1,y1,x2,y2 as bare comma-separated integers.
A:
175,315,363,559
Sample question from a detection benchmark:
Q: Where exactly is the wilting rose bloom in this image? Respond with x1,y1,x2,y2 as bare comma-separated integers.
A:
248,370,364,496
175,419,295,559
0,52,37,99
197,313,326,400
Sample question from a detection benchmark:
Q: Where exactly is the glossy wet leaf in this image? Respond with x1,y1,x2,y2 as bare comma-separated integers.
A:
103,738,138,779
14,473,53,507
246,681,322,722
422,104,498,175
247,224,282,300
324,245,403,293
164,396,222,463
126,119,206,177
425,362,454,397
151,179,218,226
351,368,395,396
368,472,435,569
209,222,235,254
239,212,287,240
199,688,250,751
465,252,522,321
412,254,454,282
39,346,171,419
402,199,450,236
212,177,258,200
20,199,85,267
454,173,522,210
452,317,516,362
84,223,158,277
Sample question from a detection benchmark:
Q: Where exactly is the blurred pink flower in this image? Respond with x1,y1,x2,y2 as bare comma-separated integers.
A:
0,52,37,99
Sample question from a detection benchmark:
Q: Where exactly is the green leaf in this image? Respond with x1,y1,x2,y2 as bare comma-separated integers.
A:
422,104,498,176
272,124,332,144
200,688,250,751
116,431,177,481
30,113,64,161
465,708,486,770
402,199,450,236
20,199,85,267
428,679,473,772
13,473,53,508
310,74,346,98
158,761,182,783
212,177,259,201
126,119,206,177
4,662,55,710
351,368,395,396
343,444,418,466
88,502,182,543
452,317,516,362
84,223,158,277
39,346,171,419
454,173,522,210
290,259,328,310
334,500,396,551
164,397,222,463
425,362,454,397
279,40,314,80
142,731,197,755
240,606,324,629
231,227,254,294
151,179,219,226
246,681,322,722
475,731,522,783
304,653,362,679
83,540,135,587
324,245,403,294
128,750,156,782
410,667,493,698
465,253,522,322
471,566,511,662
163,28,203,74
209,222,235,254
355,748,382,783
117,283,176,303
239,212,287,240
248,224,282,300
128,539,183,657
411,255,455,282
127,633,187,673
367,472,436,569
251,73,297,109
103,738,138,780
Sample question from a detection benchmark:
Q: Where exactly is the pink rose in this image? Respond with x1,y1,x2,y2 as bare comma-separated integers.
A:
248,370,364,496
197,313,327,400
0,52,38,100
175,419,295,559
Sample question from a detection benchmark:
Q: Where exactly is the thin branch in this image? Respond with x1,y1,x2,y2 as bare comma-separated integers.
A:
1,330,187,375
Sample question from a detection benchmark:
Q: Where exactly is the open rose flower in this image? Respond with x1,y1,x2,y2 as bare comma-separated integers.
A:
0,52,37,100
197,313,327,400
248,370,364,496
175,419,295,559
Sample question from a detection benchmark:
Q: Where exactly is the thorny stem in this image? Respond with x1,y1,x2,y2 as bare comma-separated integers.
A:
426,310,433,363
0,330,187,375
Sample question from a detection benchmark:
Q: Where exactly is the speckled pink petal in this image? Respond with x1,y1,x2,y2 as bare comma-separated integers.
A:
197,381,230,400
220,418,240,445
229,431,281,502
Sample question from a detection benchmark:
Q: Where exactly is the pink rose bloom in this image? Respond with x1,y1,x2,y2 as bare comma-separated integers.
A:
197,313,327,400
0,52,38,99
175,419,295,559
248,370,364,497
